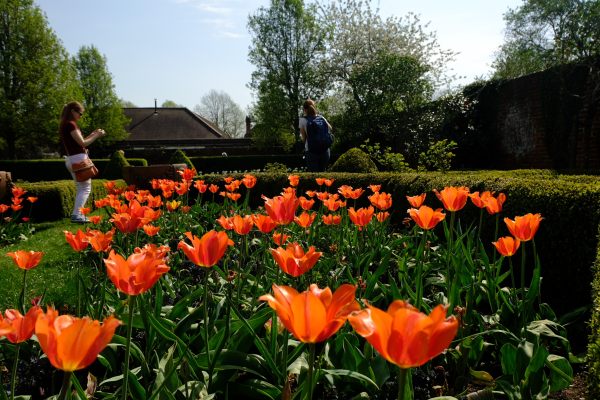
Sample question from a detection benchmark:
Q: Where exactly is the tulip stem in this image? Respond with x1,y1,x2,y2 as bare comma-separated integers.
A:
10,343,20,400
57,371,72,400
397,368,412,400
520,242,527,330
19,270,27,314
204,271,212,389
122,295,135,400
415,231,427,310
305,343,316,400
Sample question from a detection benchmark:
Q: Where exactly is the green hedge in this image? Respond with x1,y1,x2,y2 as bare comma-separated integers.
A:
590,229,600,398
17,179,126,221
0,159,147,182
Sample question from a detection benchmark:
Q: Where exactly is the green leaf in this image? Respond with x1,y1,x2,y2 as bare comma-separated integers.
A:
322,369,379,390
546,354,573,392
127,369,147,400
500,343,517,376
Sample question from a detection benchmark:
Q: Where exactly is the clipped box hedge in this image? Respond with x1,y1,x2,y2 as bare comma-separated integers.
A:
590,231,600,399
0,158,147,182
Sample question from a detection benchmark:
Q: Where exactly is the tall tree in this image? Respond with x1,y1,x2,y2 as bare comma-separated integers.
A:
73,45,128,149
162,100,182,107
248,0,328,142
194,90,245,138
492,0,600,79
0,0,81,159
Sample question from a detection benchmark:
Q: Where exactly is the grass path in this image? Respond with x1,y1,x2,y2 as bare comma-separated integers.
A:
0,219,84,310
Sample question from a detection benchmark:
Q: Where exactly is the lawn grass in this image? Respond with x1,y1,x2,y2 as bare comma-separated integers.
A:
0,219,86,310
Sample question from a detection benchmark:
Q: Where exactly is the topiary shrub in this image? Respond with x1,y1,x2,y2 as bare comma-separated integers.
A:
169,149,195,170
103,150,130,180
329,148,378,173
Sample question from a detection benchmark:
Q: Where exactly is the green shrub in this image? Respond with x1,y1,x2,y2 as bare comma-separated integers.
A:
188,155,306,173
589,232,600,398
102,150,130,180
359,140,412,172
418,139,457,172
169,149,195,170
329,148,377,173
263,162,289,173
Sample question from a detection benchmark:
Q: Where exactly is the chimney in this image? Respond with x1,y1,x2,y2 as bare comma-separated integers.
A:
154,98,158,114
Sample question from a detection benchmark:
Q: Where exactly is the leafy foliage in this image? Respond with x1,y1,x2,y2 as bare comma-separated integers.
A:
0,0,81,159
169,149,195,170
359,140,411,172
73,45,129,150
492,0,600,79
418,139,457,172
102,150,130,180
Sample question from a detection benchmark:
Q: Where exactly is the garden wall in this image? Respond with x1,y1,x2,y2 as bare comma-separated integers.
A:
465,60,600,170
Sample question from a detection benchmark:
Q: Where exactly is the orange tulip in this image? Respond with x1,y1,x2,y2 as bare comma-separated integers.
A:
232,214,253,235
270,243,322,277
288,174,300,187
0,204,9,213
322,197,346,212
272,232,290,245
294,211,316,228
492,236,521,257
104,248,170,295
0,306,42,343
6,250,43,270
468,191,492,209
348,301,458,369
434,186,470,212
226,192,241,201
216,215,234,230
252,214,277,233
369,192,393,211
178,230,232,267
64,230,89,252
408,206,446,230
406,193,426,208
27,196,38,203
89,215,103,224
86,229,114,253
504,213,542,242
35,307,120,372
242,174,257,189
369,184,381,193
209,184,219,193
178,167,197,181
259,283,360,343
11,187,26,198
376,211,390,222
484,193,506,215
322,214,342,225
79,207,91,216
299,196,315,210
262,193,300,225
143,224,160,236
348,206,375,228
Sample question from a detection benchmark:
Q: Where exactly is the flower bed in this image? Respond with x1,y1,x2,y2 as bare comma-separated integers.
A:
0,172,587,398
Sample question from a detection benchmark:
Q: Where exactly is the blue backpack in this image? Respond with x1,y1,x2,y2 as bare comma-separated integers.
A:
305,115,333,154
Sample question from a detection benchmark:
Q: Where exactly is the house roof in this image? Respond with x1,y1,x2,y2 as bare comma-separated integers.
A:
123,107,227,141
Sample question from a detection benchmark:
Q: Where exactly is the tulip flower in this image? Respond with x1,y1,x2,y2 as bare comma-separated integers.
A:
259,283,360,343
322,214,342,225
253,214,277,233
348,300,458,369
231,214,253,235
369,192,393,211
468,191,492,208
406,193,426,208
288,174,300,187
299,196,315,210
64,230,89,252
178,230,232,267
272,232,290,245
6,250,43,270
35,307,121,372
376,211,390,222
493,236,521,257
263,193,300,225
27,196,38,203
242,174,257,189
0,306,42,343
369,184,381,193
86,229,114,253
295,211,316,228
178,167,197,181
484,193,506,215
104,249,170,296
408,206,446,230
348,206,374,228
89,215,103,224
504,213,543,242
434,186,470,212
0,204,9,213
143,224,160,236
270,242,322,277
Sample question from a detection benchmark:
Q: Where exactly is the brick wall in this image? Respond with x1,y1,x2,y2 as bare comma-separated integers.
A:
466,60,600,170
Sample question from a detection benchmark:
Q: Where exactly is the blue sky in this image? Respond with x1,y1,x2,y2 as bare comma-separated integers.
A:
36,0,522,112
